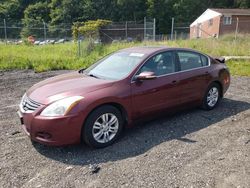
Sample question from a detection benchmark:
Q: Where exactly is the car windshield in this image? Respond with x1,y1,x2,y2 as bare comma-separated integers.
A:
84,52,144,80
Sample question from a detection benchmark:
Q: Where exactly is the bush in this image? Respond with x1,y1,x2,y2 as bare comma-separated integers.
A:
72,19,111,40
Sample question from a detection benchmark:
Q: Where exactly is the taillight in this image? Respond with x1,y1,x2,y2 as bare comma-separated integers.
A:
224,74,230,84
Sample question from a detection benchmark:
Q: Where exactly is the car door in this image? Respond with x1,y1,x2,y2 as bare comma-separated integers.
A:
130,51,182,119
175,50,212,103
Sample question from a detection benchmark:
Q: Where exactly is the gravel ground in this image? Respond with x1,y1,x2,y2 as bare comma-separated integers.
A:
0,70,249,188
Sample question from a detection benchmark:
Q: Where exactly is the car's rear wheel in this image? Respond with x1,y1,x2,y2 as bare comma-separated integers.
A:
202,82,221,110
82,105,124,148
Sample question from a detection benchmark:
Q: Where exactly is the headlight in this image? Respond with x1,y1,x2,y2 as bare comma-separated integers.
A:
40,96,84,117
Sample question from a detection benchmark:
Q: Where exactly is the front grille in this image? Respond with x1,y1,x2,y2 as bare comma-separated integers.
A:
21,94,41,113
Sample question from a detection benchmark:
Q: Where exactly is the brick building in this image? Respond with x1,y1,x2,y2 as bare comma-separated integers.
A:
190,8,250,39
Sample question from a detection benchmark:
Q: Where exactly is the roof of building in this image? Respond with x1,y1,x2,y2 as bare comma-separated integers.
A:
190,9,221,27
190,8,250,27
211,8,250,15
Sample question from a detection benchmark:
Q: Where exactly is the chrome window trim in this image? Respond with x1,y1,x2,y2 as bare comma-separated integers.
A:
131,50,211,83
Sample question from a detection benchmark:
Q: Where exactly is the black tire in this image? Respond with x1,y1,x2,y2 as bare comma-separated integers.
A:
202,82,221,110
82,105,124,148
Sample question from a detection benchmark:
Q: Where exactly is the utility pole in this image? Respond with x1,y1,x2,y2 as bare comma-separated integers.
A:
235,17,239,41
78,37,81,57
125,21,128,40
171,17,174,40
3,19,7,44
144,17,146,41
42,20,47,43
153,18,156,41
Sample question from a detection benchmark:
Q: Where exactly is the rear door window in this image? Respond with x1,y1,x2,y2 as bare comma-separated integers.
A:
200,54,209,66
177,51,209,71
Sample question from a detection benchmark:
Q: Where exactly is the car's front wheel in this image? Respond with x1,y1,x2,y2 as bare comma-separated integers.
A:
82,105,124,148
202,83,221,110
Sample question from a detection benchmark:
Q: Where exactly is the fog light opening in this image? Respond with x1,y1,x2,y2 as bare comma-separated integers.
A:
36,132,52,139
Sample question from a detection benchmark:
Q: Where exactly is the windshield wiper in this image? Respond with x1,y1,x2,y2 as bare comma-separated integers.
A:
88,73,100,79
78,68,86,74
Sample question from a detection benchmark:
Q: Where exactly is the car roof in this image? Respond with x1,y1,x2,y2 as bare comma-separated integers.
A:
119,46,167,55
119,46,199,55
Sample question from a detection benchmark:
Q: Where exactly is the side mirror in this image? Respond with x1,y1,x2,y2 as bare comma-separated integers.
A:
135,71,157,81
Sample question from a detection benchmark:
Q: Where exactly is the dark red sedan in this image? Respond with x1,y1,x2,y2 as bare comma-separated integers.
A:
18,47,230,148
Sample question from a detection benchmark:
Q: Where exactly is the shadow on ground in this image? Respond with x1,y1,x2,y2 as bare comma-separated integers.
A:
33,98,250,165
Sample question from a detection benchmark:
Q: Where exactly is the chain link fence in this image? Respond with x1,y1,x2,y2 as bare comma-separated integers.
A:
99,18,156,43
1,18,250,44
172,22,190,40
0,18,157,44
0,19,73,44
0,18,192,45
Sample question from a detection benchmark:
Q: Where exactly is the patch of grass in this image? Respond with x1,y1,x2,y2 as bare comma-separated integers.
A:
0,34,250,74
226,60,250,76
0,43,79,72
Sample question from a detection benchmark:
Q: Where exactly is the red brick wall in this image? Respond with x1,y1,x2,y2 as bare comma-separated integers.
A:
190,27,195,38
202,16,221,38
219,15,250,35
190,16,221,39
190,14,250,38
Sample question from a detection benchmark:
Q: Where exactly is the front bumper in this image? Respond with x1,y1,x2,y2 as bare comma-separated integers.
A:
17,109,85,146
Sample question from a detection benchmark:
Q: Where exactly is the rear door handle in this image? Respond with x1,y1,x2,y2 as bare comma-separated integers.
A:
171,80,178,85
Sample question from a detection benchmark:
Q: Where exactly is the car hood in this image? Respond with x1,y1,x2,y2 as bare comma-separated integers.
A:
27,71,114,104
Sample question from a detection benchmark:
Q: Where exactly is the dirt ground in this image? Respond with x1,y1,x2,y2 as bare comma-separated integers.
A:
0,70,249,188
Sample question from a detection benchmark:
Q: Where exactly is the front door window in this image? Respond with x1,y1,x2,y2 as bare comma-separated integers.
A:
137,51,176,76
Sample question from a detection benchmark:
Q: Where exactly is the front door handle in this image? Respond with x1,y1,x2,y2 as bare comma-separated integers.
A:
151,88,159,92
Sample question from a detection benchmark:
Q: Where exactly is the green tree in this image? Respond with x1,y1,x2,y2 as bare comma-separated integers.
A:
21,1,50,38
90,0,117,20
147,0,176,34
1,0,250,39
0,0,21,38
0,0,39,22
116,0,147,21
173,0,208,24
0,0,20,20
235,0,250,7
49,0,95,36
49,0,94,25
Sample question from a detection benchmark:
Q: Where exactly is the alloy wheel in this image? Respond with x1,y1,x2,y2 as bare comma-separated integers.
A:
92,113,119,143
207,87,219,107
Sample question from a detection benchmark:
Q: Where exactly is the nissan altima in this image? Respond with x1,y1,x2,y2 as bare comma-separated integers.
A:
18,47,230,148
